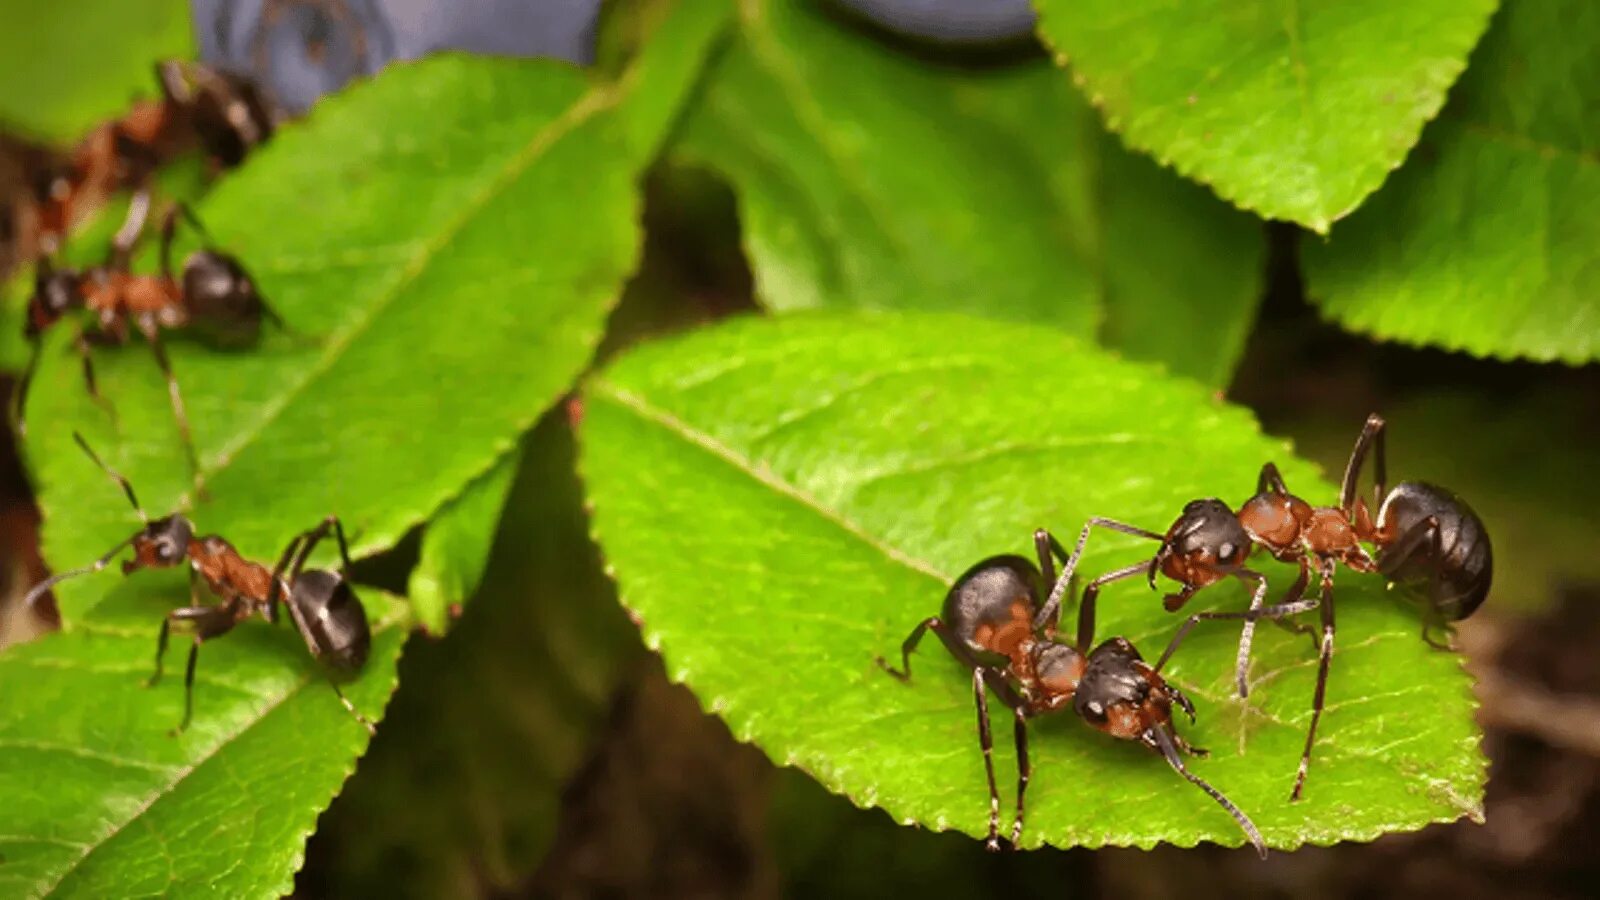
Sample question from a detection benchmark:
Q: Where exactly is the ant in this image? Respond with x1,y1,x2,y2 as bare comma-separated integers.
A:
26,59,274,257
877,528,1265,858
22,433,373,735
1048,413,1492,799
14,189,283,481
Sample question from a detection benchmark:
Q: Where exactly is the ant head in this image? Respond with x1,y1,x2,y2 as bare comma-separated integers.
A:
26,266,81,337
183,250,264,344
177,63,275,168
1161,499,1250,579
1074,637,1172,741
123,515,194,574
287,570,371,675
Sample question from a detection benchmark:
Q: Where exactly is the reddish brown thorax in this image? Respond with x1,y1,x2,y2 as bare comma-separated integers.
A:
188,536,275,603
1236,491,1312,556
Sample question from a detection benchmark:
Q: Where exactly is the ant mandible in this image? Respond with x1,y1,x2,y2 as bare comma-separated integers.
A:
1046,413,1492,799
877,528,1265,857
25,59,274,257
22,433,373,735
14,189,284,482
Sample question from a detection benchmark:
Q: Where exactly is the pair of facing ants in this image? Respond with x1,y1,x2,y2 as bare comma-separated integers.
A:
24,434,373,735
881,413,1490,856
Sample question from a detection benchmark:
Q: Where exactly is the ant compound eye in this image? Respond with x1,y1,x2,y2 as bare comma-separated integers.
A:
1218,541,1237,563
1080,699,1107,724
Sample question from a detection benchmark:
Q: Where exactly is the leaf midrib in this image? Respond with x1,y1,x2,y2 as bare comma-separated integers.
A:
183,81,622,508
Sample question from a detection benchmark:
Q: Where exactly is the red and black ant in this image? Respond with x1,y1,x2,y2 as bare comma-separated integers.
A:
1049,413,1492,799
22,433,373,735
878,528,1265,857
13,189,284,480
18,59,275,259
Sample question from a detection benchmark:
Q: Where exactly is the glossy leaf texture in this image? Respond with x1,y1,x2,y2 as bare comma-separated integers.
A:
311,416,638,896
580,312,1484,852
1302,0,1600,363
24,0,728,624
1032,0,1498,232
0,590,408,899
0,0,192,141
670,0,1263,386
407,448,521,635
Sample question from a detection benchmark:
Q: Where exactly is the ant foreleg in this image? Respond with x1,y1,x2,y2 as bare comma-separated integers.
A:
176,637,201,734
1036,518,1163,638
877,617,937,681
1152,593,1322,679
148,618,171,686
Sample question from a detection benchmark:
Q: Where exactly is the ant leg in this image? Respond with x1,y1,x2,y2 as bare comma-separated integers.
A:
1257,462,1289,496
75,331,119,427
11,338,42,438
1231,567,1272,698
877,617,938,681
1152,593,1321,676
1149,723,1266,859
330,683,376,735
1291,562,1338,801
1035,518,1163,635
266,533,307,624
158,204,179,279
110,188,153,270
1268,559,1319,651
971,666,1005,851
148,618,171,686
135,318,202,484
1074,561,1151,653
176,638,203,734
1008,704,1029,847
1421,620,1457,651
1340,413,1387,516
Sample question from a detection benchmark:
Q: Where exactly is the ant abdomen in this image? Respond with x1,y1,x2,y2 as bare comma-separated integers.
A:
1377,481,1493,620
943,555,1042,659
289,570,371,673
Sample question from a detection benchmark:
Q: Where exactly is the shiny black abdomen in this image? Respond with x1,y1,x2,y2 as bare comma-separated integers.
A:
1377,481,1492,620
291,570,371,674
941,554,1041,656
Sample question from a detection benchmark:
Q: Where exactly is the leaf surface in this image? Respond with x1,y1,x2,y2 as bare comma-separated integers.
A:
1303,0,1600,363
407,448,521,635
0,590,407,899
1032,0,1498,231
672,0,1262,384
0,0,192,142
579,311,1484,851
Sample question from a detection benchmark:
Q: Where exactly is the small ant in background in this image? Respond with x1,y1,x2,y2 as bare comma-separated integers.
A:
23,434,373,734
19,59,275,258
14,189,284,480
877,528,1265,857
1050,413,1492,799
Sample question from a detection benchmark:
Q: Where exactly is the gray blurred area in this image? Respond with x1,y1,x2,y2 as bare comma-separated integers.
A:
830,0,1036,44
191,0,601,113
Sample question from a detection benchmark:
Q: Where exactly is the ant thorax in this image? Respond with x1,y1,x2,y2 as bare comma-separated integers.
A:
1236,490,1311,557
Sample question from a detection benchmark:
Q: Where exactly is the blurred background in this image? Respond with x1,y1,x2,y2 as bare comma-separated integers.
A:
1,1,1597,898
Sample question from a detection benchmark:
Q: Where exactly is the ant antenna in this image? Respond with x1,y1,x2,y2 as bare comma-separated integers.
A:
22,535,138,612
331,683,376,735
73,431,148,522
1152,724,1266,860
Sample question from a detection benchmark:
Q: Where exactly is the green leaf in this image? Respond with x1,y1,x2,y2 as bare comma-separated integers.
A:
0,589,407,899
407,448,522,636
22,22,716,622
1032,0,1498,231
0,0,192,142
671,0,1264,385
579,311,1483,852
1302,0,1600,363
311,416,637,895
